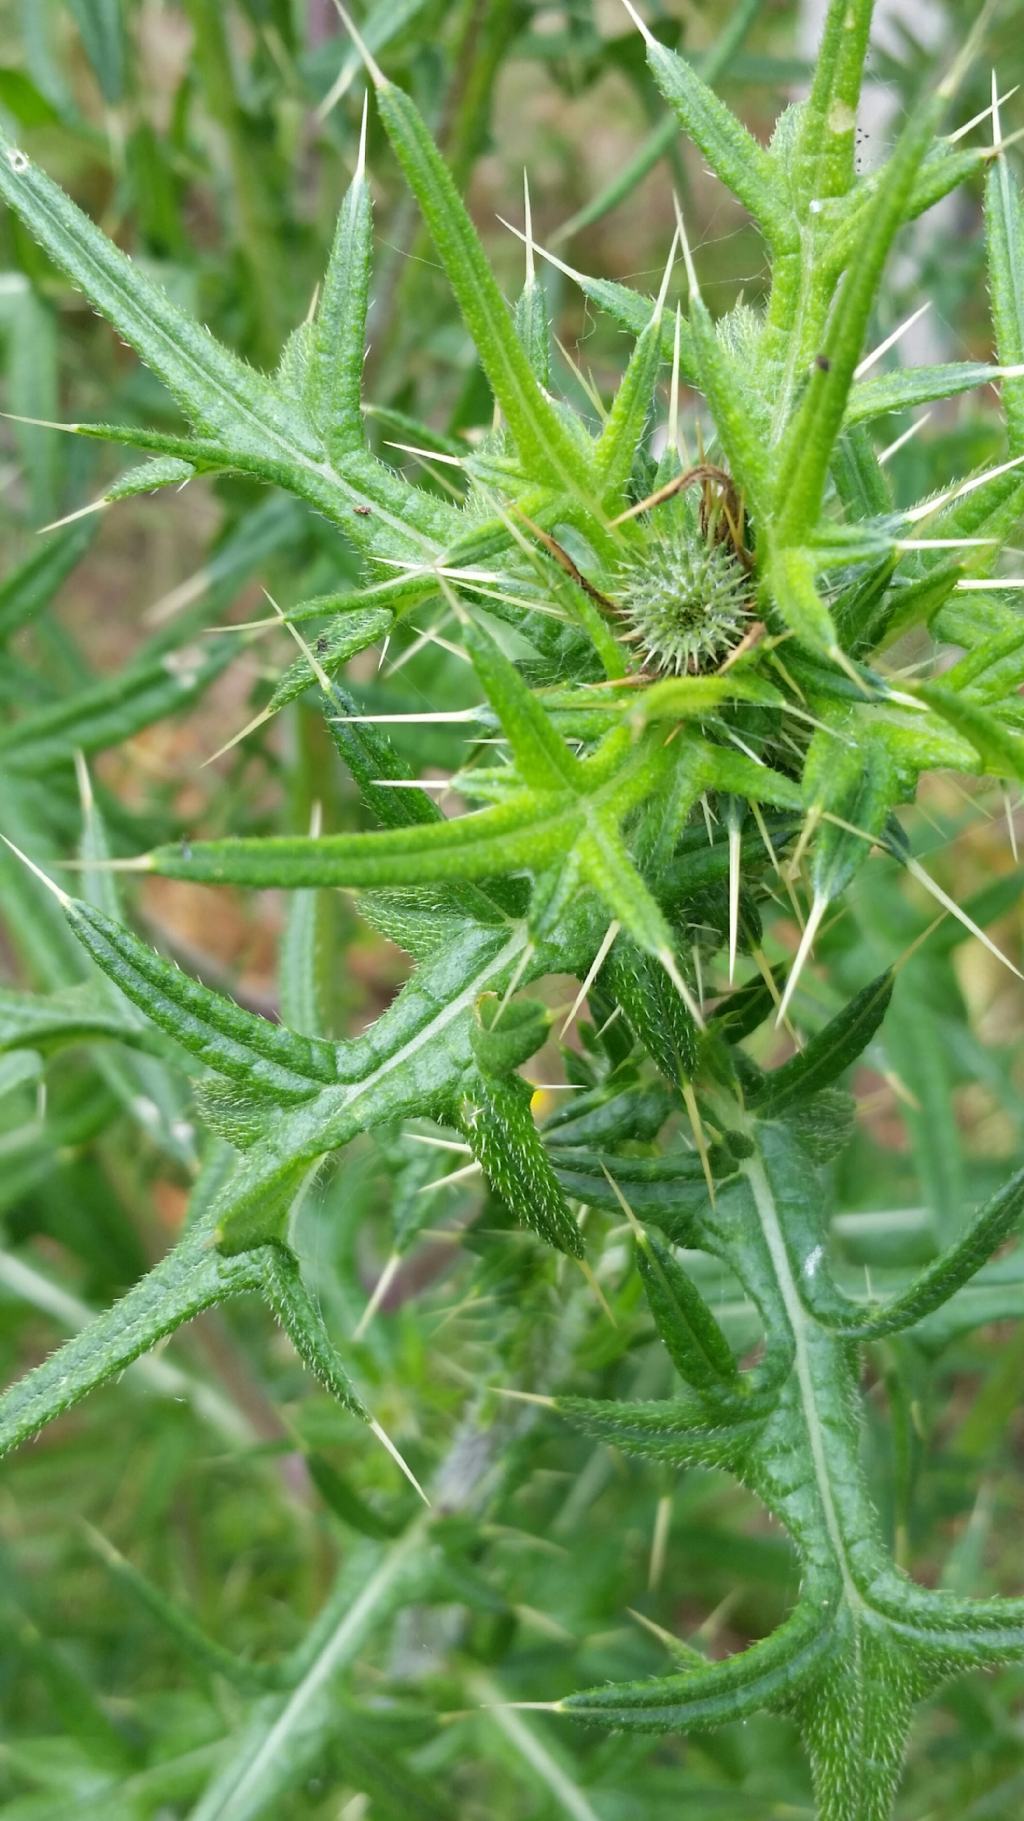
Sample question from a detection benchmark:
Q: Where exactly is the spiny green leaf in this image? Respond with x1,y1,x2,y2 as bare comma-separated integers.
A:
563,1599,834,1732
308,117,374,458
634,1225,740,1396
638,29,793,248
146,794,582,891
373,80,604,512
775,93,941,543
0,1219,262,1458
555,1390,763,1470
460,1071,584,1257
845,360,1014,427
64,898,339,1097
756,971,893,1114
815,1163,1024,1339
986,103,1024,451
791,0,874,204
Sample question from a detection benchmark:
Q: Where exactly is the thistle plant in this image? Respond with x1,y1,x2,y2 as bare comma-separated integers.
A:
3,1,1024,1815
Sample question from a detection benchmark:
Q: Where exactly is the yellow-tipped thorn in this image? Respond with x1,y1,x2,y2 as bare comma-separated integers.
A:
681,1080,715,1207
202,704,276,767
728,819,741,986
329,0,388,87
905,451,1024,524
878,414,931,466
263,588,337,695
0,835,72,909
649,1491,672,1592
36,496,109,535
353,1250,402,1341
828,644,872,695
627,1606,702,1659
491,1387,557,1409
854,302,930,380
416,1159,483,1197
522,169,536,288
652,225,679,322
600,1163,643,1237
618,0,656,50
560,921,620,1039
992,70,1004,149
495,216,589,290
668,304,683,461
0,409,84,435
492,939,535,1025
671,192,701,304
787,803,821,880
368,1416,430,1506
776,893,827,1026
482,1700,566,1713
355,88,369,182
903,855,1023,981
891,911,947,976
1004,788,1020,863
948,83,1018,144
73,749,94,816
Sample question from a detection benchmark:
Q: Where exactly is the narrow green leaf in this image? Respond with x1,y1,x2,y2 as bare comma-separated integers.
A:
563,1600,834,1732
0,121,316,461
308,115,374,458
373,82,603,510
460,1071,584,1257
256,1244,366,1416
756,971,893,1114
462,620,583,790
804,726,898,903
765,545,838,654
845,361,1012,427
634,1226,740,1395
0,1221,261,1458
911,682,1024,780
147,795,581,892
640,34,793,247
64,899,338,1097
985,108,1024,451
555,1392,763,1471
791,0,874,204
775,95,941,543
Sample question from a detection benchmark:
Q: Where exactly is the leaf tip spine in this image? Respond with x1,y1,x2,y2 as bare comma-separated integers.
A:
522,169,536,288
0,834,73,909
653,225,679,322
491,1387,556,1409
356,88,369,182
329,0,388,89
368,1415,431,1505
671,193,702,306
776,892,827,1026
618,0,656,51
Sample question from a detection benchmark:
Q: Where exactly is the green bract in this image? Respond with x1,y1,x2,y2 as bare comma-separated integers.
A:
2,2,1024,1816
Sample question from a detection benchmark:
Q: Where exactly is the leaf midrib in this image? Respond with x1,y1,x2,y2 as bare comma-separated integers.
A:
743,1150,864,1614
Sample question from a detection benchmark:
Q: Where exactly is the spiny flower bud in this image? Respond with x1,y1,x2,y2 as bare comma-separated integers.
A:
616,523,749,676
